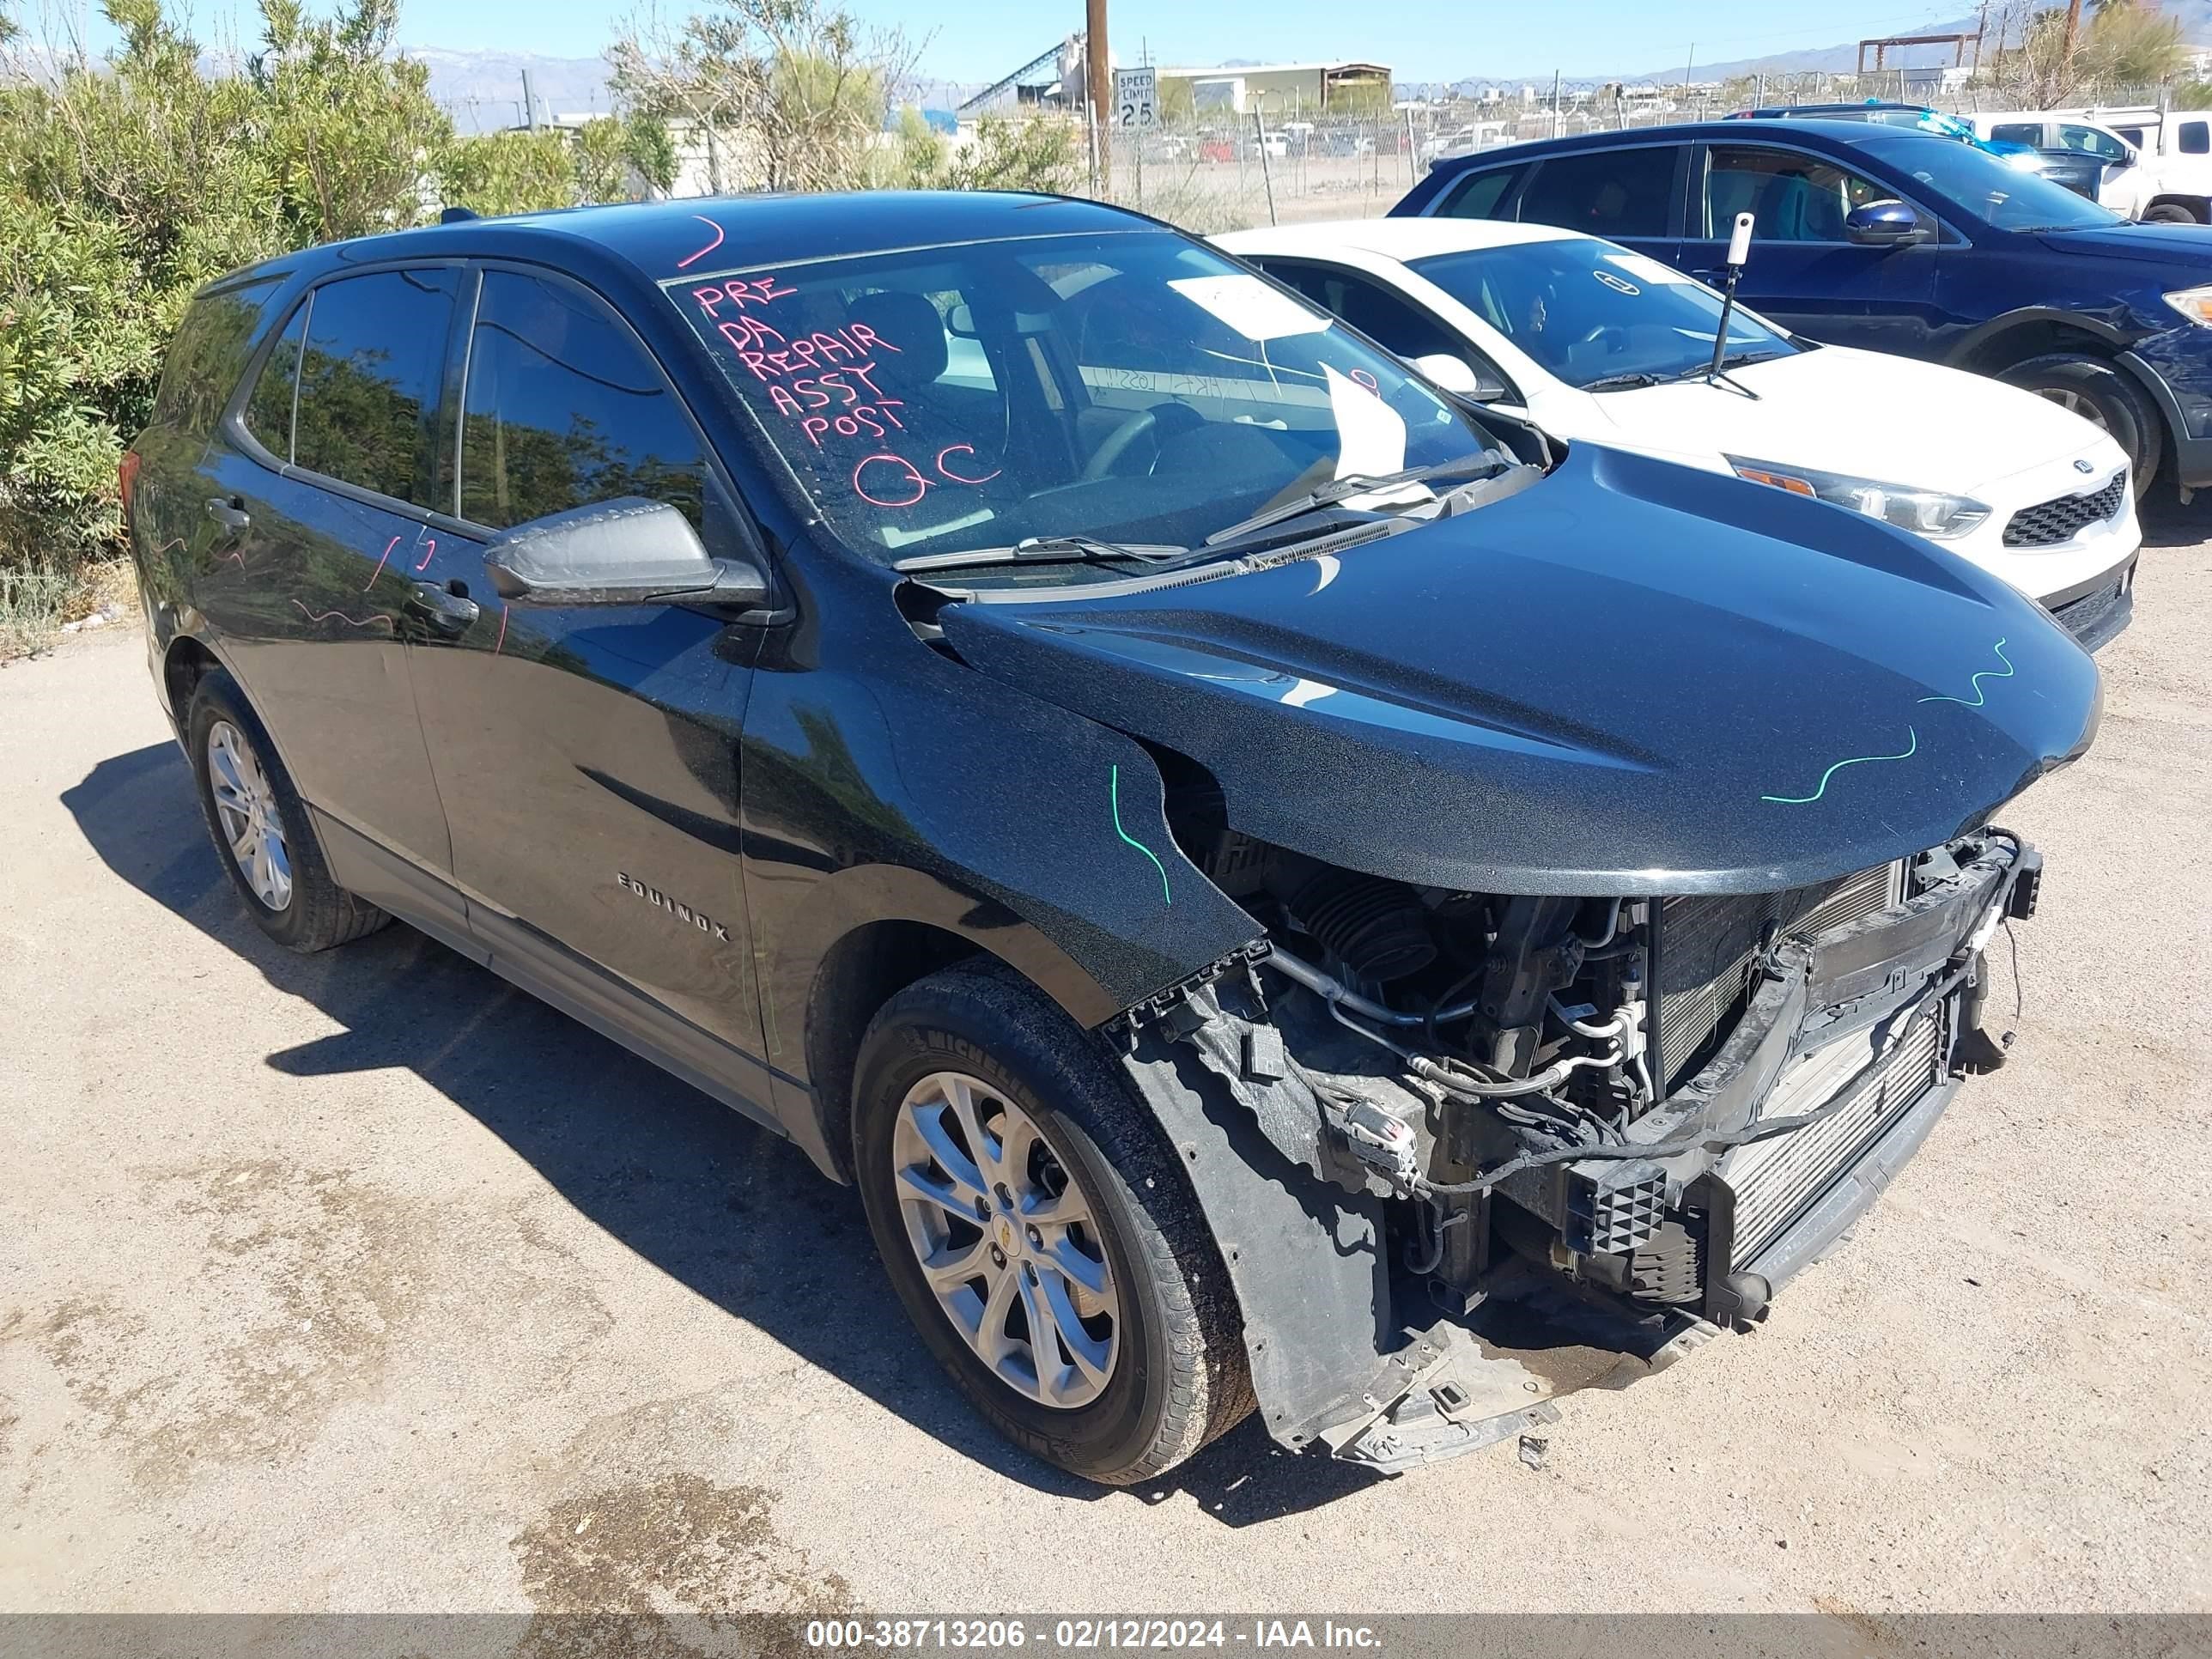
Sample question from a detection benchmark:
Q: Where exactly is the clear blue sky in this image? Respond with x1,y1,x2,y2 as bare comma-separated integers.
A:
105,0,1973,82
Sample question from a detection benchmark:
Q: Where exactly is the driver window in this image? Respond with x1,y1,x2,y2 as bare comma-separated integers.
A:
1705,146,1891,243
460,270,708,530
2059,125,2125,161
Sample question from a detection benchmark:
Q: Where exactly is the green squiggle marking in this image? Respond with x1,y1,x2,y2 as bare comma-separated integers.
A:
1918,637,2014,708
1109,764,1172,906
1761,726,1919,805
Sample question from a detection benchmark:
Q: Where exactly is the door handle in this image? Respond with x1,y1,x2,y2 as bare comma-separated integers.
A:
205,496,251,534
405,580,480,636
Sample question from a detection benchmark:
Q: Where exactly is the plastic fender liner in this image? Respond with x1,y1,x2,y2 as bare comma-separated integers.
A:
1119,1025,1393,1452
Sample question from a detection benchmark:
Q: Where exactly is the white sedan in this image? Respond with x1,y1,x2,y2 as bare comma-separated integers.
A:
1216,218,2141,647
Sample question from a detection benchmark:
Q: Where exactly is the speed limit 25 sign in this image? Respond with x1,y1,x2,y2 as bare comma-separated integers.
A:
1115,66,1158,130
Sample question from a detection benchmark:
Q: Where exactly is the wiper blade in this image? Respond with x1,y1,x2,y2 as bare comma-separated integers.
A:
1582,370,1662,392
891,535,1185,574
1201,451,1508,549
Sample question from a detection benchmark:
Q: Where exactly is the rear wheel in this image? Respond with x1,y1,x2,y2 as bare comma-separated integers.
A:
852,962,1252,1484
186,671,389,952
2143,202,2202,225
1996,352,2161,497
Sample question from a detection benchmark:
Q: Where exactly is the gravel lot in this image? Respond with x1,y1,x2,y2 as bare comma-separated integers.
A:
2,506,2208,1620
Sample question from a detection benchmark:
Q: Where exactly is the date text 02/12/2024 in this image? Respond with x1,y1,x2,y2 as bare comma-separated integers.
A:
802,1620,1386,1650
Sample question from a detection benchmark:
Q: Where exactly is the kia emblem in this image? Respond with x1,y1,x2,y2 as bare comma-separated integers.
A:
2075,459,2094,473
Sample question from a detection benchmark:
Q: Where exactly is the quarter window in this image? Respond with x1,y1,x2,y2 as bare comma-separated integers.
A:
292,269,459,505
1705,146,1891,242
1516,148,1679,239
152,278,282,436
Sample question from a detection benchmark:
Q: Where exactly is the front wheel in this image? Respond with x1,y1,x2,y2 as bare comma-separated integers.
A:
2142,202,2201,225
852,963,1253,1484
1996,352,2161,498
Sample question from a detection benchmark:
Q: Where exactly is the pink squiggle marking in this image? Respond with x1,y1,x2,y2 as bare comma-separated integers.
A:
290,598,393,631
675,215,726,270
492,604,509,657
412,535,438,573
364,534,401,590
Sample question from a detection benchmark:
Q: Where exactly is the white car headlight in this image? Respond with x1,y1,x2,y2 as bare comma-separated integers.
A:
1727,457,1991,539
2162,284,2212,327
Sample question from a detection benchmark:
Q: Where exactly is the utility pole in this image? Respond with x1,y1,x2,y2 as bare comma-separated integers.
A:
1684,43,1694,112
521,68,539,131
1087,0,1111,189
1550,68,1562,138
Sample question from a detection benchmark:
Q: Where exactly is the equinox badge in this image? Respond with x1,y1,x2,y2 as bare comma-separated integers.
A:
617,872,731,940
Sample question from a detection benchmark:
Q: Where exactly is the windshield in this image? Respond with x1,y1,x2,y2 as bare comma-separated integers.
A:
1406,237,1796,390
665,229,1496,570
1867,133,2125,230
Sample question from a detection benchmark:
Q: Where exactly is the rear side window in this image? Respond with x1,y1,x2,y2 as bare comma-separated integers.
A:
1990,122,2044,147
459,270,709,531
150,278,281,435
1437,166,1522,220
2181,120,2209,155
242,301,307,462
292,268,460,505
1517,147,1678,239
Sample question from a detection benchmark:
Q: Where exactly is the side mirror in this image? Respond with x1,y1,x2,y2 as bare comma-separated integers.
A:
1844,198,1928,248
483,497,769,609
1412,352,1508,402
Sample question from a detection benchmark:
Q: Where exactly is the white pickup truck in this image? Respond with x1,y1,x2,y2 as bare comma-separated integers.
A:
1964,108,2212,222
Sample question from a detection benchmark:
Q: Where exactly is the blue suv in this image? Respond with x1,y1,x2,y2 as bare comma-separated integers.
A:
1394,118,2212,494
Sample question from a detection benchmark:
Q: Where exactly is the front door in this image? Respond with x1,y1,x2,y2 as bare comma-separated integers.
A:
196,267,463,885
404,264,770,1059
1685,143,1944,358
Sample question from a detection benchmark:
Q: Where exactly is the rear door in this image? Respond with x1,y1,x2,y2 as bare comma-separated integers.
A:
1685,141,1944,356
404,264,772,1059
194,265,463,894
1510,143,1686,269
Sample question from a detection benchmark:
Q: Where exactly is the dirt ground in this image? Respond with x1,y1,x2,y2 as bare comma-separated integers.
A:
1,504,2208,1620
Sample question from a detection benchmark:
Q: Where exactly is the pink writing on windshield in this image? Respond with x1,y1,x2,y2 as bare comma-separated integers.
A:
934,444,1001,485
851,446,1005,509
691,276,796,315
852,453,931,508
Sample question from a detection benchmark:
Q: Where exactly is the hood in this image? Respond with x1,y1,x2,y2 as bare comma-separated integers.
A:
935,444,2101,896
2035,222,2212,268
1583,343,2106,489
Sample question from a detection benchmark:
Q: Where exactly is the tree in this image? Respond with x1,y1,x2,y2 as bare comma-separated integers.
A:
609,0,914,195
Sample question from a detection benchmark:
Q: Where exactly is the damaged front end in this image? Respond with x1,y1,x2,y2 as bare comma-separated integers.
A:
1115,823,2041,1474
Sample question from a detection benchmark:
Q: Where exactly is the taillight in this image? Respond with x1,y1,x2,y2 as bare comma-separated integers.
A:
118,450,141,520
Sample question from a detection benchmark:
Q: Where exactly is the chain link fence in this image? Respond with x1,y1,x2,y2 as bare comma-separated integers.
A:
1057,70,2189,234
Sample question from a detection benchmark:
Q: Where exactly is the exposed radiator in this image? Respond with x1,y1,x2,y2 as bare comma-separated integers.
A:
1655,861,1904,1094
1720,1008,1944,1269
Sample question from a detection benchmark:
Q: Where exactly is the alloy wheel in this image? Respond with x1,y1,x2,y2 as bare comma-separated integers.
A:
2033,386,2110,431
206,720,292,911
890,1070,1120,1409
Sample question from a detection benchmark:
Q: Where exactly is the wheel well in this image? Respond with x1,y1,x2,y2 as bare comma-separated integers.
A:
1953,319,2116,378
2146,194,2209,222
805,920,986,1180
163,636,220,726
